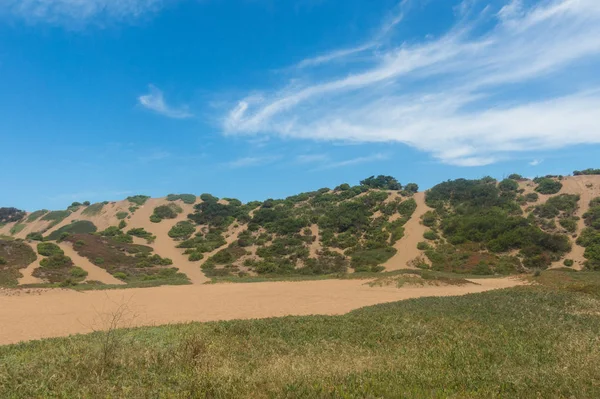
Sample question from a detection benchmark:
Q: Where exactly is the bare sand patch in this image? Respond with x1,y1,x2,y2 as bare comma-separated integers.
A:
0,277,524,345
383,192,431,271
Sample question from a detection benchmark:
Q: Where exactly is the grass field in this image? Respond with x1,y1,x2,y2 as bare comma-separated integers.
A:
1,270,599,398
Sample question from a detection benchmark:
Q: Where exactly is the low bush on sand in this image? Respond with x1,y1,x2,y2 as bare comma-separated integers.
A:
46,221,97,241
81,203,104,217
167,194,197,204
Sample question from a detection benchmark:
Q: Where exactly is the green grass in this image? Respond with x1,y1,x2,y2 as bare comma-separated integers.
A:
2,270,600,397
208,268,507,284
26,210,48,222
81,203,105,217
0,239,37,287
9,223,25,236
45,221,97,241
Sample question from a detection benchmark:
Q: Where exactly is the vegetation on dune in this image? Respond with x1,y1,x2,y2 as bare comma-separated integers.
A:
577,196,600,270
9,223,26,236
168,221,195,240
534,177,563,194
0,207,26,224
573,168,600,175
422,177,571,273
26,209,48,223
167,193,197,204
150,203,183,223
181,178,418,277
127,227,156,243
2,271,600,397
32,253,86,286
40,210,71,228
37,242,64,257
116,211,129,220
25,232,44,241
81,202,105,217
46,220,97,241
126,195,150,206
64,234,187,286
0,239,36,286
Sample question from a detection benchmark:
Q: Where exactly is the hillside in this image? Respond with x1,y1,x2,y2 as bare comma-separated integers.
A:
1,173,600,289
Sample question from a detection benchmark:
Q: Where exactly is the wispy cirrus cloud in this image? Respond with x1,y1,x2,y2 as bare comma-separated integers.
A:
312,153,389,171
1,0,170,25
226,155,282,169
138,85,193,119
224,0,600,167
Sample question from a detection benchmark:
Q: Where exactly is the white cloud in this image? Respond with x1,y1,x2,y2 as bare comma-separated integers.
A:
138,85,193,119
529,159,543,166
312,153,389,171
1,0,168,25
224,0,600,167
226,155,282,169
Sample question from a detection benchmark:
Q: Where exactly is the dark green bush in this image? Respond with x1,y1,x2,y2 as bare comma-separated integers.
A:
116,212,129,220
46,221,97,241
535,178,562,195
573,168,600,175
169,221,195,240
423,230,438,240
0,207,26,224
37,242,64,257
167,194,197,204
563,259,574,267
127,195,150,206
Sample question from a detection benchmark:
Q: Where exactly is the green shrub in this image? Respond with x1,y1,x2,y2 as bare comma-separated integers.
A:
535,178,563,195
39,254,72,269
563,259,574,267
423,230,438,240
0,207,26,224
127,195,151,206
81,203,104,216
41,210,71,224
417,242,430,250
10,224,25,236
26,232,44,241
167,194,197,204
26,210,48,222
573,168,600,175
46,221,97,241
0,256,6,265
169,221,195,240
113,271,128,280
559,217,579,233
499,178,519,192
37,242,64,257
151,204,182,223
116,212,129,220
188,252,204,262
70,267,88,278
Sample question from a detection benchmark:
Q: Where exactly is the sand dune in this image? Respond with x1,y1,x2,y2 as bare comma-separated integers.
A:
0,276,524,345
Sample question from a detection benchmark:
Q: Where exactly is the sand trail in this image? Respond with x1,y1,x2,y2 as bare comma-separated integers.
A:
17,242,44,285
0,276,524,345
383,192,431,271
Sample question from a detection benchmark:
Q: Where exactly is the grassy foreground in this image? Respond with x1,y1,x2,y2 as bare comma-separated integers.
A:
1,271,600,398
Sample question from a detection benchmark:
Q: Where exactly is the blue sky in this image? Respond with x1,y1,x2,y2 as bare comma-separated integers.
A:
1,0,599,211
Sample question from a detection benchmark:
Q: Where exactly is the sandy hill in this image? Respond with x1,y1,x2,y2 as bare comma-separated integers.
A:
1,174,599,289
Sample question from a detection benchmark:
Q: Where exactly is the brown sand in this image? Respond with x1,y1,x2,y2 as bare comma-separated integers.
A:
383,192,431,270
0,277,523,345
548,175,600,270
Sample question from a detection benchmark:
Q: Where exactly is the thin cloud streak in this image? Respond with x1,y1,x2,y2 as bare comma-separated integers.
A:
1,0,169,25
311,153,389,171
138,85,193,119
224,0,600,167
226,155,282,169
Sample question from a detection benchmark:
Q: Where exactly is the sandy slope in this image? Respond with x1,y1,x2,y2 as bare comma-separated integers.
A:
0,277,524,345
549,176,600,270
126,198,209,284
57,242,125,285
383,192,431,271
